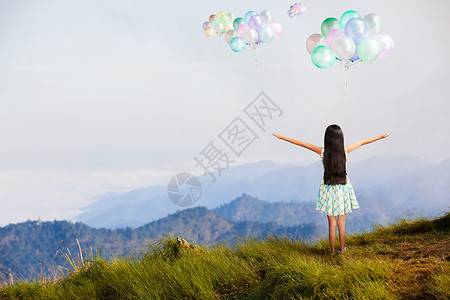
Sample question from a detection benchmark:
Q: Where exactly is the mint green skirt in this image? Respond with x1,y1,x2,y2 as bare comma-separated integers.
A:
316,176,359,216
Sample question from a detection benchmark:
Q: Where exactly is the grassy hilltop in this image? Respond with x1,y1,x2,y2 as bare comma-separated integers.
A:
0,212,449,299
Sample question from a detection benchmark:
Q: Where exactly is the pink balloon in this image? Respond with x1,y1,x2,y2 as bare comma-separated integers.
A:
373,34,394,58
325,29,344,47
268,22,283,39
237,24,250,37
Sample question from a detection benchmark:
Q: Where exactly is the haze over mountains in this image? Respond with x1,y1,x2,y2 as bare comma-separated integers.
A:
77,155,450,229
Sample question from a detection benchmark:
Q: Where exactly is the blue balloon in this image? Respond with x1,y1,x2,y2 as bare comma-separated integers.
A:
259,26,275,43
245,11,258,23
344,18,368,44
340,10,361,29
230,37,247,52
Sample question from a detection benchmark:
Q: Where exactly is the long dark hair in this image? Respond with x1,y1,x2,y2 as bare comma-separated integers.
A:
323,124,347,185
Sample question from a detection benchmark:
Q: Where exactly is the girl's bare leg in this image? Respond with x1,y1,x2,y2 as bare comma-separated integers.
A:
337,214,346,252
327,215,337,253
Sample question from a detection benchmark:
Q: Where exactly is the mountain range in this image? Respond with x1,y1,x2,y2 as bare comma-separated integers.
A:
0,194,320,280
77,155,450,229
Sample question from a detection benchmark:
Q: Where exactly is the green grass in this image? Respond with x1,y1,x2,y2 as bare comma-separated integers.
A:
0,212,449,299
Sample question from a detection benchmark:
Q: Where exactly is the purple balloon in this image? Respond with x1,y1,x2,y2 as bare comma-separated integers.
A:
345,18,368,44
374,34,395,58
248,15,265,31
350,49,360,62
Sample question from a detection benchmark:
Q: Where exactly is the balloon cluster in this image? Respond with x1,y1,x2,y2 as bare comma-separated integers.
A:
288,3,307,18
203,10,283,52
203,11,235,38
306,10,394,68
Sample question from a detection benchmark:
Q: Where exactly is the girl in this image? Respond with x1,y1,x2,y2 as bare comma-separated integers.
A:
273,125,390,255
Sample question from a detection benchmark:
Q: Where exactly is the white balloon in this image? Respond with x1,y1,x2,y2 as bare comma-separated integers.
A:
227,12,235,22
306,33,326,54
213,22,225,34
332,35,356,60
260,10,272,23
242,28,259,44
225,23,234,32
364,13,383,34
225,30,237,44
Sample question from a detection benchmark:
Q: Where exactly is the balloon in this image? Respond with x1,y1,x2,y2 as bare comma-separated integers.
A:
364,13,383,34
213,21,225,34
225,23,234,32
357,38,381,62
233,18,245,31
237,24,250,37
225,30,237,44
259,26,275,43
332,35,356,60
306,33,326,54
219,14,231,25
288,3,307,18
268,22,283,39
350,50,360,62
345,18,368,44
248,15,265,31
311,46,335,68
209,14,218,23
217,11,226,18
245,11,258,23
321,17,340,36
373,34,394,58
230,37,247,52
299,5,307,14
204,27,216,37
340,10,361,29
260,10,272,23
325,29,344,47
242,28,259,44
202,22,210,31
227,12,235,21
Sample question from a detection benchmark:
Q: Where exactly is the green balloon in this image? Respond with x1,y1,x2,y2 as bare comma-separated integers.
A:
321,17,340,36
340,10,361,29
219,14,231,25
311,46,336,68
357,38,381,62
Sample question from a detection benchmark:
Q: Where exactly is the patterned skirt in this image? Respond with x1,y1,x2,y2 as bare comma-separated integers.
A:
316,177,359,216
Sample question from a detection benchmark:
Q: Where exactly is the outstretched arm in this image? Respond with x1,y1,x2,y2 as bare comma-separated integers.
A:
272,134,322,155
346,133,391,154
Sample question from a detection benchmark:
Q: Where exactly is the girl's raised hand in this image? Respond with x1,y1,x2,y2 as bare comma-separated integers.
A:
380,133,391,139
272,133,283,139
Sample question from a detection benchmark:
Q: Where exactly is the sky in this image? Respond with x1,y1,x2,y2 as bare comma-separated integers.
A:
0,0,449,225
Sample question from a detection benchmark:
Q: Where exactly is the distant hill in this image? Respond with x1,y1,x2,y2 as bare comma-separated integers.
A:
213,193,317,226
0,204,319,280
211,194,403,233
76,155,449,229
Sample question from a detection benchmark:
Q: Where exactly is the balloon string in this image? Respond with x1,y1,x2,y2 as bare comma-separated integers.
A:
253,47,258,68
344,65,350,100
